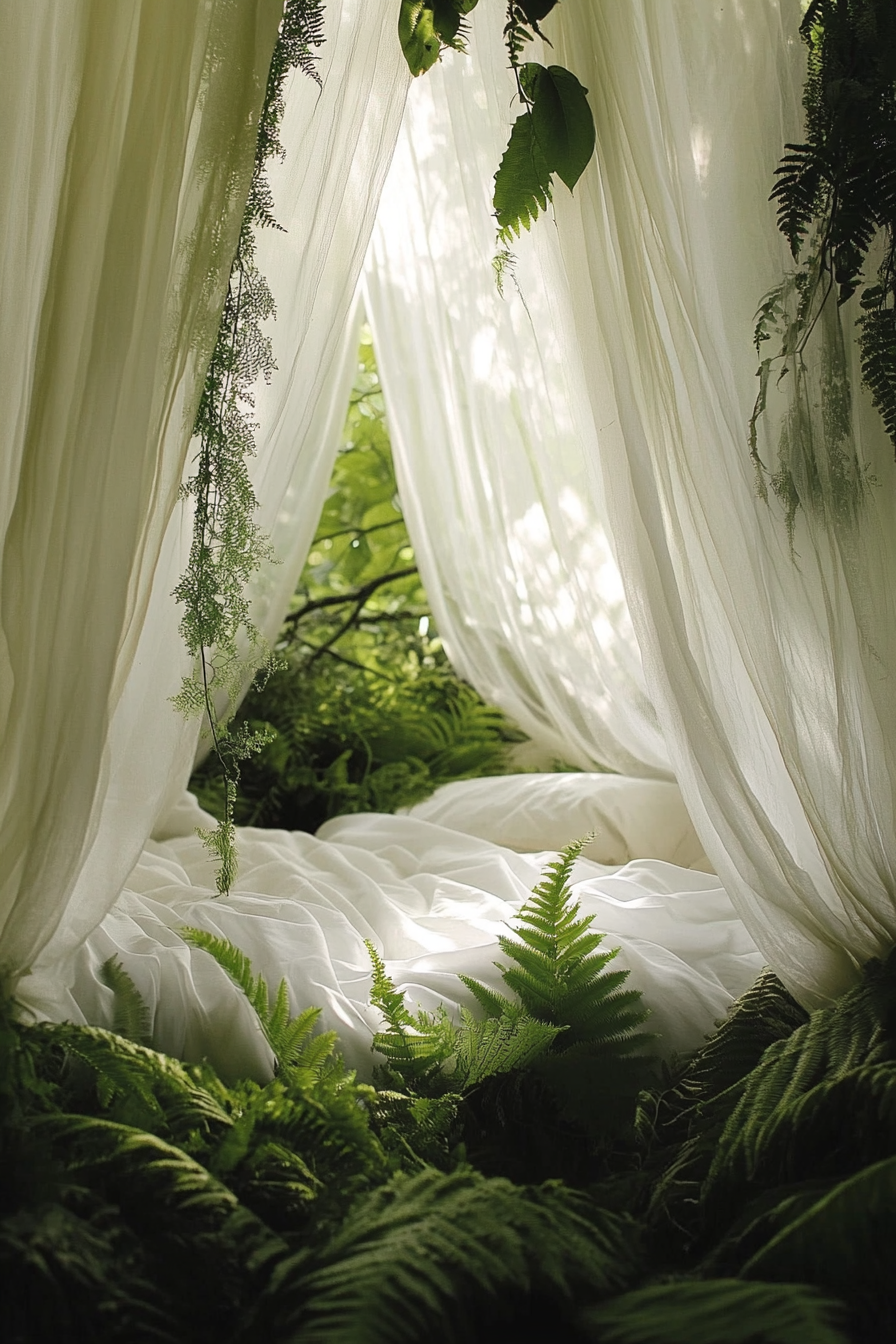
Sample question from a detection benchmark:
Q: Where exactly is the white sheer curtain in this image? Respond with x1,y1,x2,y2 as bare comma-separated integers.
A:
4,0,410,1007
544,1,896,1006
1,0,284,983
365,1,896,1009
362,1,668,779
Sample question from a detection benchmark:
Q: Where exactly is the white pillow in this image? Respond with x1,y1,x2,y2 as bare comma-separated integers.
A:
403,773,712,871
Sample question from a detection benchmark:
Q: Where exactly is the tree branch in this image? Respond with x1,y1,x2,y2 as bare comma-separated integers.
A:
282,566,419,626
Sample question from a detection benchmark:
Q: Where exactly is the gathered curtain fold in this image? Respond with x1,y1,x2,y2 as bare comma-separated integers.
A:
549,0,896,1005
0,0,285,981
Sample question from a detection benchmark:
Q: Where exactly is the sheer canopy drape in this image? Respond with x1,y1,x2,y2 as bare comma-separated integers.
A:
0,0,284,981
2,0,410,1002
546,1,896,1005
366,1,896,1006
363,1,668,778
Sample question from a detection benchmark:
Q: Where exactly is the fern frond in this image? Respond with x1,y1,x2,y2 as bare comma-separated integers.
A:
98,956,152,1046
703,952,896,1216
457,974,509,1020
658,969,808,1138
260,1167,638,1343
181,926,270,1021
579,1278,848,1344
34,1113,268,1237
366,940,415,1031
180,927,339,1083
33,1021,232,1144
741,1155,896,1321
474,839,652,1047
452,1006,559,1089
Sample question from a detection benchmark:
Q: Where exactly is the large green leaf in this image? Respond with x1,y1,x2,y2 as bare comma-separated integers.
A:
517,0,557,22
494,110,553,241
523,62,596,192
494,63,595,240
398,1,441,76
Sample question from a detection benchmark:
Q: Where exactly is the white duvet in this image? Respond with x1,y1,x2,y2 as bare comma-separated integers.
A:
40,774,762,1081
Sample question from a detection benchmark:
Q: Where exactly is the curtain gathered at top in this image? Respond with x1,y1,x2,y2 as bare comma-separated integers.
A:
0,0,285,981
362,0,669,780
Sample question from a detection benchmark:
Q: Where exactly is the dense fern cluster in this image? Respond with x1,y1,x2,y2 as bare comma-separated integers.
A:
752,0,896,525
190,659,518,832
4,846,894,1340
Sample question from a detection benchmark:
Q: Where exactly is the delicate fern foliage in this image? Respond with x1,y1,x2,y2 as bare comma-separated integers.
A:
635,947,896,1338
173,2,325,895
179,927,339,1084
752,0,896,523
579,1279,849,1344
454,842,653,1145
98,956,152,1047
36,1021,232,1150
702,948,896,1220
657,968,808,1139
739,1154,896,1311
463,841,649,1047
368,940,559,1095
644,969,807,1238
192,659,518,834
257,1166,639,1344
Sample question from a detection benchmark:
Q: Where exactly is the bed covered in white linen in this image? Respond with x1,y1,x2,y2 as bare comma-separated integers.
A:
24,774,762,1083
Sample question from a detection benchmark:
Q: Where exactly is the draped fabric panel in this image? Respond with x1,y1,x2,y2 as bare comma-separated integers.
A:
546,1,896,1004
4,0,410,999
362,1,669,779
1,0,284,981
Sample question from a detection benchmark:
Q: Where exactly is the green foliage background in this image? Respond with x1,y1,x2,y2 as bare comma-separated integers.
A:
189,328,526,835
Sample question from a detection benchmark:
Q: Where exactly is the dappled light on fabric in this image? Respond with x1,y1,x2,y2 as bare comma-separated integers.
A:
547,0,896,1004
363,0,668,779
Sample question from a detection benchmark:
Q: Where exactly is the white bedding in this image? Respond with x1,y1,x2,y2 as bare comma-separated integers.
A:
28,775,762,1082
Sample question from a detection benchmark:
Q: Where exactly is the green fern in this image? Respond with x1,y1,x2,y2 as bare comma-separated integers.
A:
740,1155,896,1309
255,1166,639,1344
33,1021,232,1153
367,940,558,1096
98,956,152,1047
702,949,896,1219
754,0,896,484
461,840,650,1047
656,969,808,1141
644,970,807,1239
578,1279,849,1344
173,2,326,895
179,927,340,1084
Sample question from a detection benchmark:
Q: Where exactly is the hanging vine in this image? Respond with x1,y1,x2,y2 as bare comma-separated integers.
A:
172,1,325,894
751,0,896,533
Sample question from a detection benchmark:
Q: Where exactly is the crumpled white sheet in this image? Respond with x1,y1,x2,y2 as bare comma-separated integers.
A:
27,775,763,1082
